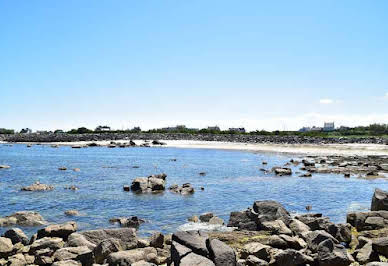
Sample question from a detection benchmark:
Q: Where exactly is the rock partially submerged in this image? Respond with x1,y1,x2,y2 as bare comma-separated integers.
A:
0,165,10,169
0,211,46,227
130,174,167,193
109,216,145,229
21,181,54,191
169,183,195,195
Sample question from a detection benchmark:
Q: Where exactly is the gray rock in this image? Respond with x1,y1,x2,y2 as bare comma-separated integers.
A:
261,220,292,235
372,237,388,256
52,260,82,266
109,216,145,228
106,247,157,265
53,246,91,261
3,228,29,245
66,233,96,250
253,200,291,226
64,210,80,216
29,237,65,254
81,228,138,250
371,188,388,211
317,239,354,266
93,238,123,264
304,230,338,252
209,217,224,225
357,242,378,264
0,211,46,227
172,231,209,257
207,239,236,266
21,181,54,191
37,221,77,240
171,241,192,265
199,213,214,223
149,232,164,248
246,255,268,266
272,167,292,176
180,252,215,266
240,242,270,261
269,249,314,266
366,263,388,266
288,219,310,235
227,209,257,231
0,237,13,258
268,235,306,250
7,253,27,265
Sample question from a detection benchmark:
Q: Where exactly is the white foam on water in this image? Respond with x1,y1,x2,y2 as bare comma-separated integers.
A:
177,222,235,232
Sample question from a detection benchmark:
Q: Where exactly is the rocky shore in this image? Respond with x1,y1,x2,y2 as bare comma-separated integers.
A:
1,189,388,265
1,133,388,145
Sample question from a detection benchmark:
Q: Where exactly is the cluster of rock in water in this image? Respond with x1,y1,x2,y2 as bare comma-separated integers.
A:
123,173,196,196
1,189,388,265
2,133,388,145
268,155,388,179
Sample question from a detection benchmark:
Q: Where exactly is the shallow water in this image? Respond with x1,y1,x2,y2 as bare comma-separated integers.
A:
0,144,387,237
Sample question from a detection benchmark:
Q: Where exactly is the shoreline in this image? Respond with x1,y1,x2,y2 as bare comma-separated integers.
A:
2,139,388,156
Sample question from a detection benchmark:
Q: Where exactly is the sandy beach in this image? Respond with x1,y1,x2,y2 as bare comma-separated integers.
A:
3,139,388,156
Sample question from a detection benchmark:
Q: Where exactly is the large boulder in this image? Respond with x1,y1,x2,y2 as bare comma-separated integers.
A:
304,230,338,252
53,246,91,262
131,174,167,193
269,249,314,266
66,233,96,250
180,252,215,266
253,200,291,226
3,228,29,245
171,241,192,265
0,237,13,259
316,239,354,266
227,209,258,231
240,242,271,261
37,221,77,240
372,237,388,257
371,189,388,211
0,211,46,227
207,239,236,266
347,211,388,231
106,247,157,265
29,237,65,254
172,231,209,257
81,228,138,250
93,238,123,264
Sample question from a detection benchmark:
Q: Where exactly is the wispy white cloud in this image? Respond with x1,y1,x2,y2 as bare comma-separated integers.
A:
384,92,388,99
319,99,334,104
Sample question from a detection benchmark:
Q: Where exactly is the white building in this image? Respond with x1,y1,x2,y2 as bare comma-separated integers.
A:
323,122,335,132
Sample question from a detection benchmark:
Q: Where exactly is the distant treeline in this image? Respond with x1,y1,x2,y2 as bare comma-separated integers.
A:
1,124,388,137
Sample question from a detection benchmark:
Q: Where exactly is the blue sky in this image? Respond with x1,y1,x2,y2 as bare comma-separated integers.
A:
1,0,387,131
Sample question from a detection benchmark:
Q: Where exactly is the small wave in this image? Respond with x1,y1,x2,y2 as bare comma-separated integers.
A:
177,222,235,232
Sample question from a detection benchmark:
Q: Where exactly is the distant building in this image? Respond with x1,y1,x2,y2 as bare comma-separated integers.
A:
20,128,32,134
228,128,246,133
323,122,335,132
207,126,220,131
95,126,111,132
160,125,198,132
